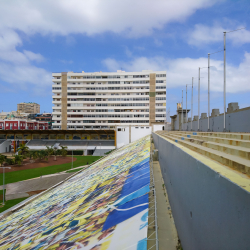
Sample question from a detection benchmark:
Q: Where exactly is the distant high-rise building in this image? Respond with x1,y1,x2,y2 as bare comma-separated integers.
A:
52,70,166,130
17,102,40,114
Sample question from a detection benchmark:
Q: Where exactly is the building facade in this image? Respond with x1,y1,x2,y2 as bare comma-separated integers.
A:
52,70,166,130
17,102,40,114
0,119,49,130
35,113,52,129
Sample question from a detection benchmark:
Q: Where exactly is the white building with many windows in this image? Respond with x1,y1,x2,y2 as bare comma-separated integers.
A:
52,70,166,130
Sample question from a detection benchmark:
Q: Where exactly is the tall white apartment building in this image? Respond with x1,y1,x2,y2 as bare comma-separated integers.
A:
52,70,166,130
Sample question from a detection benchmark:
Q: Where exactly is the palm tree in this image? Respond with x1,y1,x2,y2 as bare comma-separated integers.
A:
27,151,34,163
0,154,6,167
13,155,23,166
37,150,44,161
54,149,60,161
43,150,49,162
5,158,14,166
46,146,54,160
32,151,38,162
60,146,68,157
18,143,29,156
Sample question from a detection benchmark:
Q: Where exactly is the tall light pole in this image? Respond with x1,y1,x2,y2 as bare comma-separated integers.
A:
191,77,194,131
1,166,11,206
71,150,73,169
186,83,192,130
198,68,207,131
198,68,200,131
208,49,224,132
181,90,183,131
222,27,245,132
223,32,226,132
208,53,210,132
186,85,188,124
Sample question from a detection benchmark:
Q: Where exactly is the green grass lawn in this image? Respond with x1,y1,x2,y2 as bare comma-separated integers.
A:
0,156,101,213
0,156,101,185
0,197,28,214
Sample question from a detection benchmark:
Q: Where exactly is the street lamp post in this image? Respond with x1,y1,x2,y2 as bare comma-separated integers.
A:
222,27,245,132
198,68,201,131
1,166,11,206
186,83,192,130
223,32,226,132
182,90,184,131
198,68,207,132
191,77,194,131
208,53,211,132
186,85,187,124
71,150,73,169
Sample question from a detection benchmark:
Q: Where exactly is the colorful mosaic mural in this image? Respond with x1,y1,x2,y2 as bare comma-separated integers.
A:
0,135,151,249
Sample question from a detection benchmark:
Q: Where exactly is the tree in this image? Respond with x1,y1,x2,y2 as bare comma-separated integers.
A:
32,151,38,161
13,155,23,166
46,146,54,160
27,151,34,163
18,143,29,156
0,154,6,167
60,146,68,157
5,158,14,166
37,150,47,162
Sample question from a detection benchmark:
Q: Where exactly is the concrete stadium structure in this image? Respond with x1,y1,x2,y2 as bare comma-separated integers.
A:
171,102,250,133
153,131,250,250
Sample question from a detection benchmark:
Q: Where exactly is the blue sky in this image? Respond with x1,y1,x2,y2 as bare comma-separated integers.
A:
0,0,249,119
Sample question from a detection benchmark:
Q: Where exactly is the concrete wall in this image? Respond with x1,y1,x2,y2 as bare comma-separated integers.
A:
131,126,152,142
181,108,250,132
116,126,130,148
152,132,250,250
0,140,11,153
117,125,156,147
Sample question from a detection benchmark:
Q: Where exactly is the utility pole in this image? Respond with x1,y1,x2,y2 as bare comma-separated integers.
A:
182,90,183,131
222,27,245,132
191,77,194,131
223,32,226,132
186,85,188,124
198,68,200,131
208,53,211,132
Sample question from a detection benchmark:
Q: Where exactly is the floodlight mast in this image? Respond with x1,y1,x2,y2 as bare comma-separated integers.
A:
222,27,245,132
182,90,183,131
198,68,200,131
208,53,210,131
191,78,194,131
223,32,226,131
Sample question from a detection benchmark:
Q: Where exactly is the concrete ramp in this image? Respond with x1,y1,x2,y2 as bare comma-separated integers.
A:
5,173,73,200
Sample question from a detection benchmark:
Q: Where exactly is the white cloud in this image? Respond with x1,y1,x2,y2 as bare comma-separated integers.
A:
188,22,250,46
103,53,250,93
0,62,51,90
0,28,51,92
0,0,220,37
60,59,73,64
0,0,221,94
23,50,45,62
